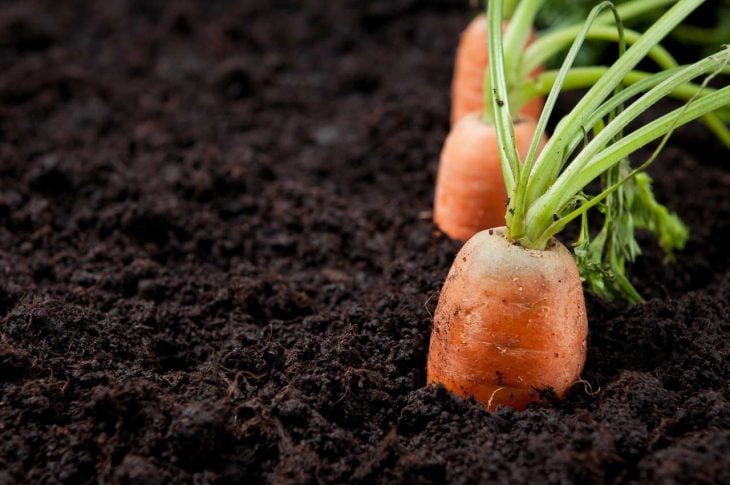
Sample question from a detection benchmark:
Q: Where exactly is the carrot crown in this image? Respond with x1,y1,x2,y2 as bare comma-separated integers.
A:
487,0,730,302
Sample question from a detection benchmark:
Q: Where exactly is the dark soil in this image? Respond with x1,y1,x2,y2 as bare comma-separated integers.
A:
1,1,728,483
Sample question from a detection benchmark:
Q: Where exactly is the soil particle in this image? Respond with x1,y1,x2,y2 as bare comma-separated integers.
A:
113,453,171,485
167,402,230,470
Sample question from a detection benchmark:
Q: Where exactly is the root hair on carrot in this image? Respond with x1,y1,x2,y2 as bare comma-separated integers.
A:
575,378,601,396
423,290,438,318
487,386,506,410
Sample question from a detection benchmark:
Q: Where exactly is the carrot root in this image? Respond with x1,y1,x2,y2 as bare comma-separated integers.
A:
451,15,544,125
427,227,588,411
434,114,546,241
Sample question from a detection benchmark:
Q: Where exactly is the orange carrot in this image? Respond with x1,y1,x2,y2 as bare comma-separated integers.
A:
427,0,716,412
427,227,588,410
433,113,546,241
451,15,543,125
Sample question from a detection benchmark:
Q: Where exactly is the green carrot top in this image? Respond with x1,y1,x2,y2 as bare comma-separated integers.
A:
487,0,730,302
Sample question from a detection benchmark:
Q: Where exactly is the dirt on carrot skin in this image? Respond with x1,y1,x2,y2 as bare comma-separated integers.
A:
0,1,728,483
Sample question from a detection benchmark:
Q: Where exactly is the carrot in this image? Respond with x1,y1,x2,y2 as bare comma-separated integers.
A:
427,0,728,411
435,3,547,240
433,114,546,241
450,15,543,125
427,227,587,410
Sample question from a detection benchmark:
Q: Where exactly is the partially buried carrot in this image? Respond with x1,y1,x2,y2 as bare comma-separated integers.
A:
427,0,728,411
434,114,545,241
451,15,543,125
427,228,587,410
436,2,547,241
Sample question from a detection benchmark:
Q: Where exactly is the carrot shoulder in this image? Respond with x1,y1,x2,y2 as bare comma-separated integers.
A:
434,114,546,241
451,15,543,125
427,228,588,410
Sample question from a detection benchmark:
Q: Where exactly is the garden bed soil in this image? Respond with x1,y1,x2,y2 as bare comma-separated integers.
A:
1,1,728,483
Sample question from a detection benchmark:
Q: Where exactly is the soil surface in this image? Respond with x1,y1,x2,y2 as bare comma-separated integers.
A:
1,1,728,483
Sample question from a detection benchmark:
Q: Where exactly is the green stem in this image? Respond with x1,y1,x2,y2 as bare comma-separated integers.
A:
512,1,621,239
532,85,729,247
504,0,520,18
522,0,704,223
521,66,730,146
559,51,728,207
484,0,545,123
527,76,730,246
487,0,520,235
523,0,676,74
522,25,677,76
530,67,730,98
503,0,544,79
593,0,676,24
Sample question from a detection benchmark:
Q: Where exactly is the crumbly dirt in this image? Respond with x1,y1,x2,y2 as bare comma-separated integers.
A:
1,1,728,483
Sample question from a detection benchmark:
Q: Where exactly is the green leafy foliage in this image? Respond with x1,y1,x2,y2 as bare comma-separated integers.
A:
632,172,689,257
574,165,688,303
535,0,637,66
487,0,728,304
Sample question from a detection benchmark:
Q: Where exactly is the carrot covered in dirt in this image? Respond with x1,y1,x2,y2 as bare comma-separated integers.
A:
428,0,730,410
427,226,587,409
